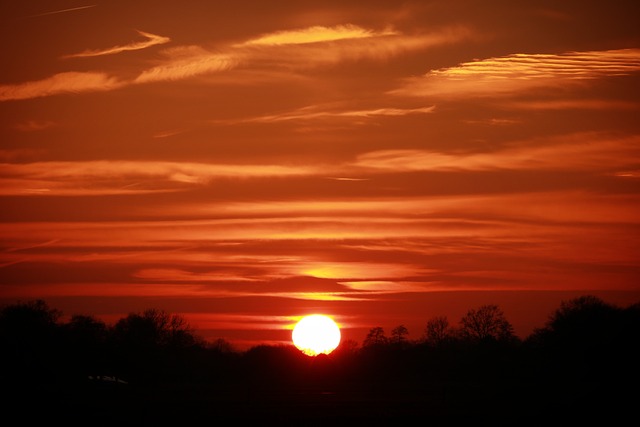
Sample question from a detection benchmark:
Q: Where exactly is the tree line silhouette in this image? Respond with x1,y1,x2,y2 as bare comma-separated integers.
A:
2,295,638,424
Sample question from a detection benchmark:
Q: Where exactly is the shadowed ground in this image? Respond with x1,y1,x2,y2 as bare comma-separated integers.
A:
10,375,633,426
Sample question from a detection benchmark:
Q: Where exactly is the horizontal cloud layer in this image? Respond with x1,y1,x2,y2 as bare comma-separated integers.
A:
392,49,640,97
0,24,471,101
1,132,636,195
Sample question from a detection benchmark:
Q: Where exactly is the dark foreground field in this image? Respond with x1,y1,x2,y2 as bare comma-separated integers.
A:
3,297,638,425
9,375,633,426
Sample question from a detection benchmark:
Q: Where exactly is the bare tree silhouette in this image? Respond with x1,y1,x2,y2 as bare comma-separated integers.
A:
459,304,515,343
363,326,388,347
423,315,453,346
390,324,409,346
208,337,235,353
110,308,201,383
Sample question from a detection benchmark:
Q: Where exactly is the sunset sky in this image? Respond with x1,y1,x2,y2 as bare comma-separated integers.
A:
1,1,639,350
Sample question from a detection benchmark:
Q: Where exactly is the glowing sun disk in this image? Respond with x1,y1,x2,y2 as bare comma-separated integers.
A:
292,314,341,356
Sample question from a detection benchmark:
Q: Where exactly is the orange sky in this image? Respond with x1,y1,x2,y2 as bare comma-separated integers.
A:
1,1,639,350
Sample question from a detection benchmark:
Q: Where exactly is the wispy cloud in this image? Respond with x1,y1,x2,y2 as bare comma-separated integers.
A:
297,261,430,280
354,133,640,172
172,192,640,226
392,49,640,98
134,46,236,83
0,72,122,101
223,105,435,124
64,30,170,58
135,25,471,85
1,24,470,101
3,132,635,196
133,268,263,283
506,99,639,110
238,25,472,68
238,24,396,46
0,160,318,195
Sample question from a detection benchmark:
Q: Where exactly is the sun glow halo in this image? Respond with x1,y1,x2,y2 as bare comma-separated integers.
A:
292,314,341,356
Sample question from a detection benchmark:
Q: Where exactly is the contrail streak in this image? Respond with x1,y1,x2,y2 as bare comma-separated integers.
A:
29,5,97,18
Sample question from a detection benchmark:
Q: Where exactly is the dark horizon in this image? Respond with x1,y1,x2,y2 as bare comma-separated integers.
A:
2,295,638,424
4,289,639,351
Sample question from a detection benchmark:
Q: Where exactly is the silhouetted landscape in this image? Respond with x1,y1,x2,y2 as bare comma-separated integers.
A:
2,296,638,425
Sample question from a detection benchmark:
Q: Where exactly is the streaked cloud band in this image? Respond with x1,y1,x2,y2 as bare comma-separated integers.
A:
393,49,640,97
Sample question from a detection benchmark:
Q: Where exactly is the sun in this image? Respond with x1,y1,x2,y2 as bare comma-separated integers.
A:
292,314,341,356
